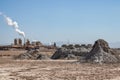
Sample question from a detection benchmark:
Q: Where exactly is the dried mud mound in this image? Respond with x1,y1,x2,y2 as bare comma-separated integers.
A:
51,45,92,60
85,39,120,63
15,50,49,60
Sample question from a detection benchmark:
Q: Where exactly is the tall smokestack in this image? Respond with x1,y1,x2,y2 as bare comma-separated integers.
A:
24,37,26,47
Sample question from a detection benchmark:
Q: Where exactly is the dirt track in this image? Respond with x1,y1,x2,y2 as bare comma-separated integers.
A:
0,58,120,80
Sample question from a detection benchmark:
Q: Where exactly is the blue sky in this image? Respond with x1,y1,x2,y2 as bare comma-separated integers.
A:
0,0,120,47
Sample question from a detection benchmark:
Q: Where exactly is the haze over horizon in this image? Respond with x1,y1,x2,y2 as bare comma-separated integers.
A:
0,0,120,47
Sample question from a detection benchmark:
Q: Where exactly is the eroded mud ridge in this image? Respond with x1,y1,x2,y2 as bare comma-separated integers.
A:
85,39,120,63
51,39,120,63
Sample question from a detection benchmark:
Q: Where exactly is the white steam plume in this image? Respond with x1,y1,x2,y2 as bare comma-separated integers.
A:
0,12,25,38
15,28,25,38
5,16,19,29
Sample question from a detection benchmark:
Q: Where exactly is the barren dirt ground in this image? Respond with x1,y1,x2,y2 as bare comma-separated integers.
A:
0,58,120,80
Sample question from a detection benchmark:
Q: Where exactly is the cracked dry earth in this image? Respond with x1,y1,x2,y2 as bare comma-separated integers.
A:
0,58,120,80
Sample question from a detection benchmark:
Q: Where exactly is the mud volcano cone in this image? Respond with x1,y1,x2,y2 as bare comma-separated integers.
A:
86,39,119,63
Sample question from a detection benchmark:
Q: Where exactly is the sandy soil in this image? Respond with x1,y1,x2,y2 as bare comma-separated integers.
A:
0,50,26,56
0,58,120,80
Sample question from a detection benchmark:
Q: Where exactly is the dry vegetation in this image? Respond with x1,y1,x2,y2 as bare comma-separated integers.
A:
0,57,120,80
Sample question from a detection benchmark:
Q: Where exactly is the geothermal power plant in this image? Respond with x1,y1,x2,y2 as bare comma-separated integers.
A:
0,38,56,50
